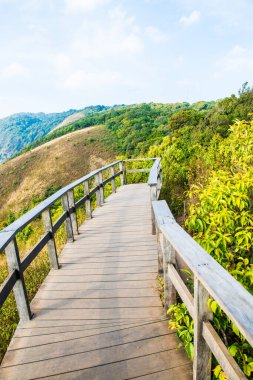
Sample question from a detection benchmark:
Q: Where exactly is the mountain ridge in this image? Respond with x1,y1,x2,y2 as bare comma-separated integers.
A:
0,105,109,163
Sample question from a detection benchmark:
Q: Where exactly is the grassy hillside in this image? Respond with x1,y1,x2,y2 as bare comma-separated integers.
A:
0,125,115,227
0,105,109,163
52,105,110,131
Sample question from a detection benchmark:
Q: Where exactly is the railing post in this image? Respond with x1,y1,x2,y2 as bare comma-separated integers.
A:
193,278,212,380
42,209,59,270
150,184,157,235
119,161,126,186
99,171,104,204
95,174,101,206
5,238,32,321
110,166,116,193
84,181,92,219
67,189,79,235
157,168,162,199
61,193,74,242
157,228,163,275
161,235,177,313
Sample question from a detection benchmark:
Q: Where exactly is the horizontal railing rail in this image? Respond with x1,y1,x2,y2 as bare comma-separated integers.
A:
152,200,253,380
0,160,125,318
0,157,161,323
0,160,122,252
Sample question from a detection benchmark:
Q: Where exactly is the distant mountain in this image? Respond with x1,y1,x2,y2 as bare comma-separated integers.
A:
0,105,109,163
52,105,109,131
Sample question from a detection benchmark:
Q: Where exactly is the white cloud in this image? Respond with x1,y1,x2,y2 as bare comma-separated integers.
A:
145,26,168,43
0,63,28,79
179,10,201,27
177,79,193,87
214,45,253,78
65,0,109,13
71,6,144,59
62,70,128,89
53,53,71,72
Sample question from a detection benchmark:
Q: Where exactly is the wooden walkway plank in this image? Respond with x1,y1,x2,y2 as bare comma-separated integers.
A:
0,184,191,379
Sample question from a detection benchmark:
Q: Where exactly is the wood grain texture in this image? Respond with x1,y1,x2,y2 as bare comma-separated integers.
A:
203,322,247,380
0,184,191,380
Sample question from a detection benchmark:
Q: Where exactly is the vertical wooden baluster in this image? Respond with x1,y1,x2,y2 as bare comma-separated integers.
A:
123,161,127,184
67,189,79,235
62,193,74,242
193,278,212,380
42,208,59,269
84,181,92,219
119,161,126,186
99,171,104,204
150,184,157,235
110,166,116,193
157,228,163,275
5,238,32,321
157,167,162,199
95,174,101,207
162,235,177,313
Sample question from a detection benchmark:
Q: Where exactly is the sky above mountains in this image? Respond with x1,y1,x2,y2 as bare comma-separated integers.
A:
0,0,253,117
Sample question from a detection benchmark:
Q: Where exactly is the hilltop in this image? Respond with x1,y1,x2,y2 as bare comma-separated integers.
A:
0,105,109,163
0,125,115,226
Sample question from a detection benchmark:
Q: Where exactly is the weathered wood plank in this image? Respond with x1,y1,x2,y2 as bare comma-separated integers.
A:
1,184,191,380
167,264,194,317
10,320,171,350
2,324,175,366
31,297,162,310
57,260,157,268
193,278,212,380
0,343,189,380
35,288,159,299
45,273,156,282
41,280,157,290
59,255,157,262
48,267,157,275
203,322,247,380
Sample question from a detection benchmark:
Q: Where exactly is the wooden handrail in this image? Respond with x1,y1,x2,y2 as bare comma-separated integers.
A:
148,157,161,186
0,160,122,253
0,160,123,320
152,200,252,380
0,158,157,323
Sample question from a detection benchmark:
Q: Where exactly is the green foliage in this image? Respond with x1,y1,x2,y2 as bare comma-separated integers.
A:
168,109,201,131
182,119,253,378
1,106,109,162
0,110,76,163
167,303,194,360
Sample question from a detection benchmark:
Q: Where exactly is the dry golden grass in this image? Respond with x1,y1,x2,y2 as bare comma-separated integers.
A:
0,125,115,224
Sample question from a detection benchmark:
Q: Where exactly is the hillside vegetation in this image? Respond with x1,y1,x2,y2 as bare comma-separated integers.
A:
0,125,114,227
0,84,253,377
0,105,108,163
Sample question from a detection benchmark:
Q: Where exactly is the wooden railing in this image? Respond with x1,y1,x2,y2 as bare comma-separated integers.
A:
0,158,159,323
152,200,253,380
1,155,250,379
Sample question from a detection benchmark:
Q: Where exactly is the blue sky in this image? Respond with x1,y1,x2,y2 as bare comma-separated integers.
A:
0,0,253,117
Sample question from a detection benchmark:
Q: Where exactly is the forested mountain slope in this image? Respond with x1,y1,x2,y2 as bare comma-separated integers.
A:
0,105,108,163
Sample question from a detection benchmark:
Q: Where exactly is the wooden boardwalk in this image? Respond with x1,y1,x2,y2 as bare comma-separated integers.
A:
0,184,192,380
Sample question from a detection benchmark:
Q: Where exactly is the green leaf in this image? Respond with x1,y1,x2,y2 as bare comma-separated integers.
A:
228,344,238,357
210,300,219,314
214,365,222,377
